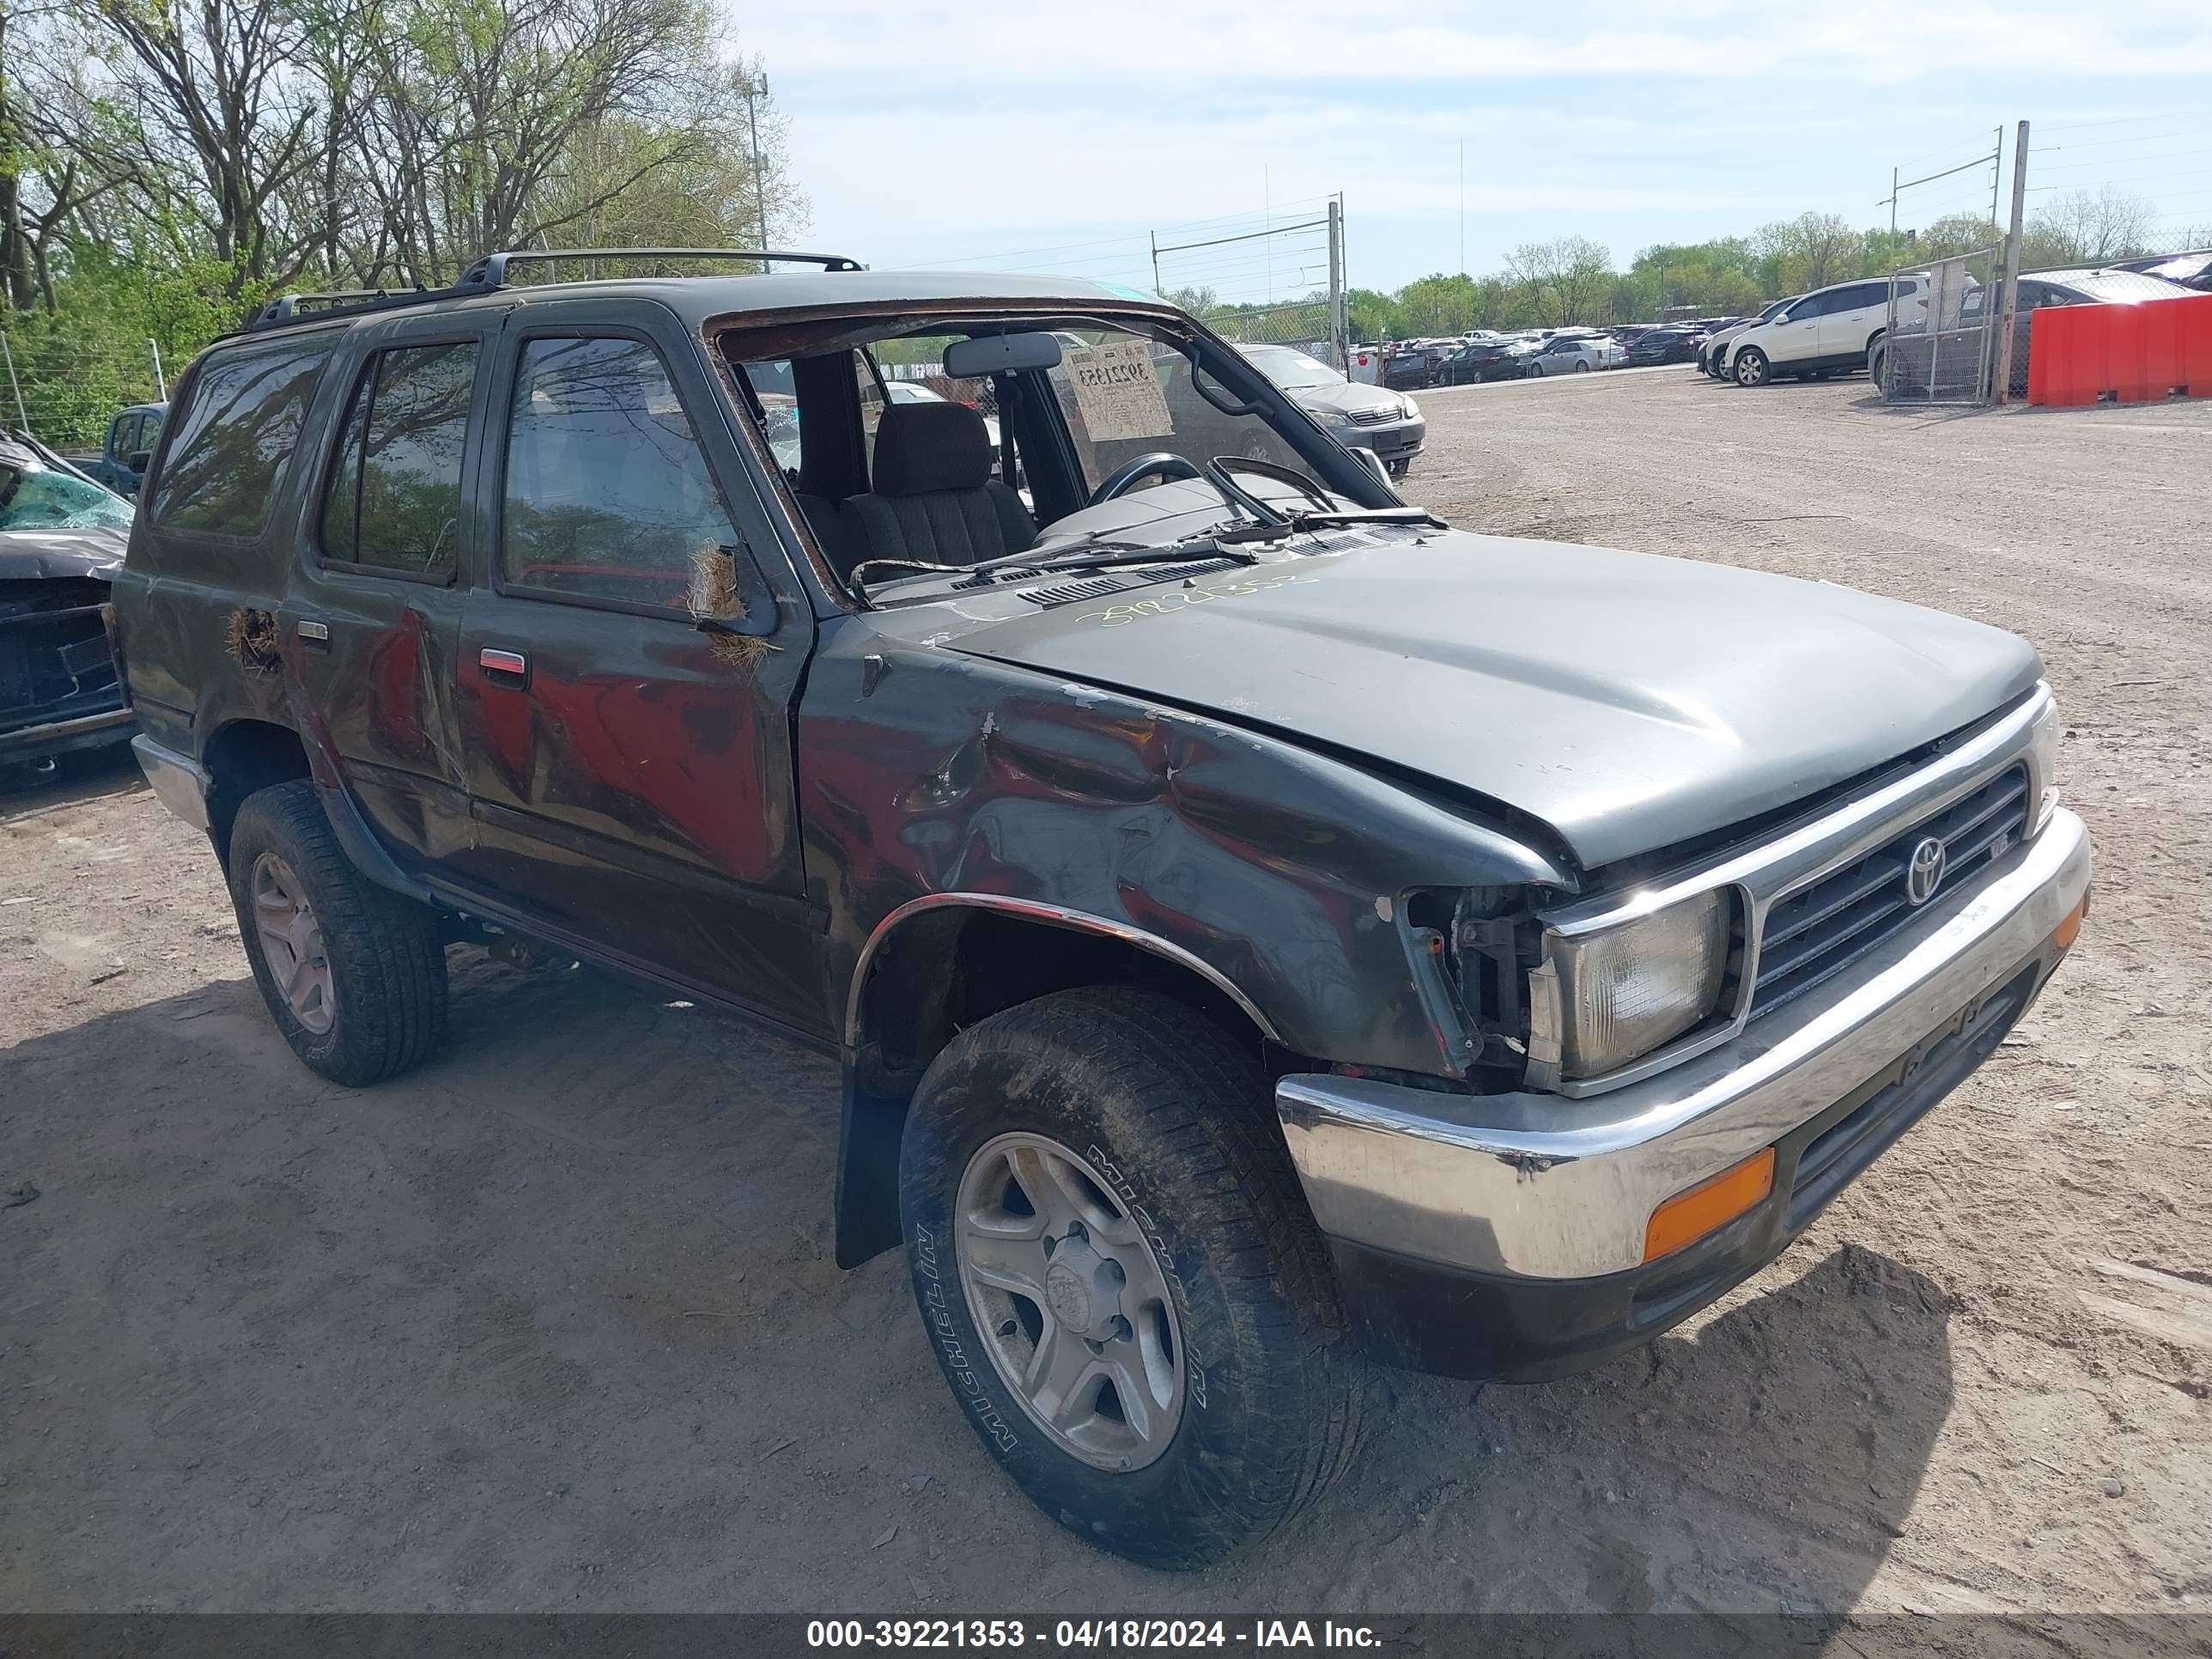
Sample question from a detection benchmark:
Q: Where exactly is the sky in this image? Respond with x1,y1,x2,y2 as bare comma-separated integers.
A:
734,1,2212,301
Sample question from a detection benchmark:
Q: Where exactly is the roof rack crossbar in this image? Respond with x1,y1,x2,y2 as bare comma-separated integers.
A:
247,246,862,334
462,248,864,286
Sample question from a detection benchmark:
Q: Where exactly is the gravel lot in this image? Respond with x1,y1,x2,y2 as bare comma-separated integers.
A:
3,368,2208,1623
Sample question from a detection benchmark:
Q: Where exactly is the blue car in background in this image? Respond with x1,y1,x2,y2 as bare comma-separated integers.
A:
86,402,167,496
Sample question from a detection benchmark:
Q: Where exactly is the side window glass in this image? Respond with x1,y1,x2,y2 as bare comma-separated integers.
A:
854,350,887,475
319,342,476,576
740,358,801,477
149,338,332,536
501,336,758,616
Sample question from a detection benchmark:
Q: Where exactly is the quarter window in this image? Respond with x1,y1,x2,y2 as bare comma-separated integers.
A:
319,342,477,576
149,338,334,537
501,336,755,614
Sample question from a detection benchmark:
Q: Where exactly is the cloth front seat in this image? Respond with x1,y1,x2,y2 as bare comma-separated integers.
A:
834,400,1035,579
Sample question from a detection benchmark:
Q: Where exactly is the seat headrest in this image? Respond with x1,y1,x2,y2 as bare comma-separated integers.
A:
872,399,994,495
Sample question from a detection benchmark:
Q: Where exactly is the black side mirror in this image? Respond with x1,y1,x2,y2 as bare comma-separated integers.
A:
128,451,152,471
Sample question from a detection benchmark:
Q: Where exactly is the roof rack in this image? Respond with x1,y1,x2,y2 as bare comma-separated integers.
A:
460,248,864,286
246,246,863,333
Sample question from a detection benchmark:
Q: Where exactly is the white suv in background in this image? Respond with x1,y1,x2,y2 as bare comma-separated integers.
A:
1721,276,1928,386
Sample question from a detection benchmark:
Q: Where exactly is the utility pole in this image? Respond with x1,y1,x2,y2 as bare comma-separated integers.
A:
1995,120,2029,405
1458,138,1466,276
1149,231,1160,294
1890,167,1899,236
1327,197,1346,368
1990,125,2002,228
742,71,769,252
149,338,167,400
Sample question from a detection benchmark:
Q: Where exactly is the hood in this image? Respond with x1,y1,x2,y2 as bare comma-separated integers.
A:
0,526,130,581
1291,380,1406,417
943,531,2040,870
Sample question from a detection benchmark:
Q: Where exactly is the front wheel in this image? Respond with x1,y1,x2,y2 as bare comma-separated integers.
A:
899,988,1363,1568
1527,361,1545,377
1734,347,1771,387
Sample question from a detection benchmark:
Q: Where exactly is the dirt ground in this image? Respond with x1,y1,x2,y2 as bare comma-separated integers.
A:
3,368,2208,1621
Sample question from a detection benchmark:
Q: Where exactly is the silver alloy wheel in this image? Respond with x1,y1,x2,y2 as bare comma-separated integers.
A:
1736,349,1768,387
250,852,334,1034
955,1132,1186,1472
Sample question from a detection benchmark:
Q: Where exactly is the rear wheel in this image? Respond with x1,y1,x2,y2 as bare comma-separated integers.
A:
899,987,1363,1568
228,780,448,1085
1734,347,1771,387
1573,360,1590,373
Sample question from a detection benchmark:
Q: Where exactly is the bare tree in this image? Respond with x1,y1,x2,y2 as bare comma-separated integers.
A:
82,0,328,289
341,0,774,289
1505,237,1613,324
2031,186,2158,265
1756,211,1865,294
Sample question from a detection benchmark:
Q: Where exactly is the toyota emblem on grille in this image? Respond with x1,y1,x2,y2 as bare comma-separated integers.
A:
1905,836,1948,907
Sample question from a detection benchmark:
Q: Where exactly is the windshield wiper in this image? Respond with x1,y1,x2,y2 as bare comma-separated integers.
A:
1010,538,1259,578
1213,506,1443,543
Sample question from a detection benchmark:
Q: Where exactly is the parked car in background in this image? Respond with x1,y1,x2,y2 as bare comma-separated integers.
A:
1,429,137,781
1237,343,1424,477
2112,249,2212,294
1523,331,1617,375
1382,340,1454,391
1719,276,1928,386
86,402,167,497
1626,325,1704,367
1875,266,2199,398
1434,338,1533,384
1699,302,1793,378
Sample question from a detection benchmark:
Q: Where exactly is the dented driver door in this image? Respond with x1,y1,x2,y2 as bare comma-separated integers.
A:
447,298,825,1040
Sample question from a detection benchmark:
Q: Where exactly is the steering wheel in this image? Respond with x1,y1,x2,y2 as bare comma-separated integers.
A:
1090,451,1201,506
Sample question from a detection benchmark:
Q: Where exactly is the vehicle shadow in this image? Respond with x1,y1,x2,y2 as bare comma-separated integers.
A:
0,744,146,822
0,958,1954,1622
1273,1241,1956,1624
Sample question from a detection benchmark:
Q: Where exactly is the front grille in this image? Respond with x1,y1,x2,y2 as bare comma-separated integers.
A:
1344,406,1398,426
0,577,120,735
1747,764,2031,1022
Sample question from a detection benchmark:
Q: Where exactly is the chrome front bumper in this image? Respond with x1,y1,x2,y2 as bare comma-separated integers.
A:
1275,807,2090,1281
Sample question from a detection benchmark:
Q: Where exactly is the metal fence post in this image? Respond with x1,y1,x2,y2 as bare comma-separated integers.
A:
1994,121,2030,406
0,332,27,435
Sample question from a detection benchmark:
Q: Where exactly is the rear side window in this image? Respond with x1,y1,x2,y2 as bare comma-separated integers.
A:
149,338,333,537
501,335,754,613
319,342,477,576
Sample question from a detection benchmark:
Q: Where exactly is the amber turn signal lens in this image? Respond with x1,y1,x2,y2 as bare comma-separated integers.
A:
1643,1147,1777,1264
2053,898,2085,950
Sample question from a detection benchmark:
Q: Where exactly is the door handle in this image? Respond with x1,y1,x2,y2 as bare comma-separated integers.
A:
479,647,529,687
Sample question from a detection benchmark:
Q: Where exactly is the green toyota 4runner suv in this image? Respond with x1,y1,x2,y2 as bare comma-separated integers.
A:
111,251,2090,1566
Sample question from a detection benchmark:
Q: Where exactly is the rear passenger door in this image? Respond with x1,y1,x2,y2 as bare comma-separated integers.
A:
450,298,823,1036
289,309,498,866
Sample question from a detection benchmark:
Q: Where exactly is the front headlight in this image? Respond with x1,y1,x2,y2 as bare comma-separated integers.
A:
1399,395,1419,419
1529,891,1730,1084
2028,689,2060,833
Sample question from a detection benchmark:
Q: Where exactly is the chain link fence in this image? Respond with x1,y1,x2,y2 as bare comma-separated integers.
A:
1194,300,1336,363
1875,249,2000,404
